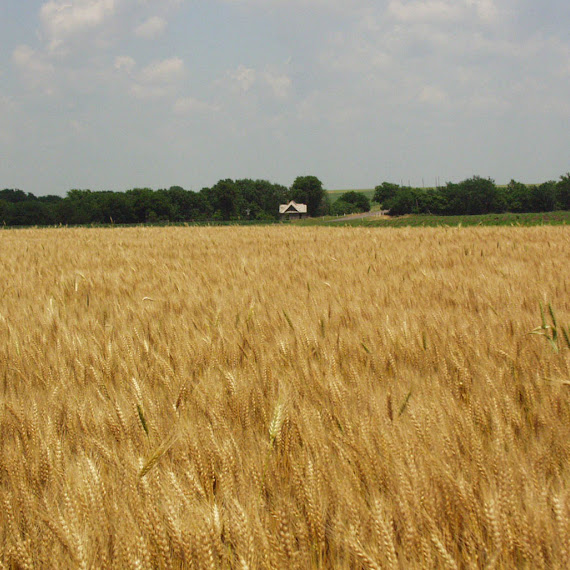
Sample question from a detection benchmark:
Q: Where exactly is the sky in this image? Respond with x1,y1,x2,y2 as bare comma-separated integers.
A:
0,0,569,196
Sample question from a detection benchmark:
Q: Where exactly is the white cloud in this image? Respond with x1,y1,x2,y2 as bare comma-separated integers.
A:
227,65,257,93
264,70,292,98
139,57,184,83
115,57,185,100
173,97,219,114
134,16,167,40
388,0,500,23
222,64,291,100
12,45,56,92
40,0,116,49
463,93,510,113
70,119,89,135
388,0,464,22
221,0,368,11
130,83,172,100
418,85,447,105
472,0,499,21
126,56,185,100
321,33,392,74
114,55,136,73
12,45,54,75
5,0,570,195
0,94,16,125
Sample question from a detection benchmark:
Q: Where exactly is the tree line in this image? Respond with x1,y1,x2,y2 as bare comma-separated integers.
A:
375,174,570,216
0,176,328,227
2,173,569,226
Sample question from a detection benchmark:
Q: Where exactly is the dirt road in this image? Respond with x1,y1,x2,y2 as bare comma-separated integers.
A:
330,210,390,222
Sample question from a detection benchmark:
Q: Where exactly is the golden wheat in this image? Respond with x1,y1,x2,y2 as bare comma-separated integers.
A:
0,225,569,568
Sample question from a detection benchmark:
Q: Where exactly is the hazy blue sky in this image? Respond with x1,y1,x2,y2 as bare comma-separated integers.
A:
1,0,569,195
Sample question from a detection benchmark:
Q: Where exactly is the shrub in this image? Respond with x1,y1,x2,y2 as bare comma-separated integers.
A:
331,200,359,216
335,191,371,213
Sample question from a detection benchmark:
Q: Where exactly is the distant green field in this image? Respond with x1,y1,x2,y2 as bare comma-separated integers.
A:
303,211,570,227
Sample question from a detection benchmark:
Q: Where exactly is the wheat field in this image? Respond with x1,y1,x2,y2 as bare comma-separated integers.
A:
1,226,569,569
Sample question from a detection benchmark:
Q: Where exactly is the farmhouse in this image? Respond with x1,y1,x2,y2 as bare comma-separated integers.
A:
279,201,308,220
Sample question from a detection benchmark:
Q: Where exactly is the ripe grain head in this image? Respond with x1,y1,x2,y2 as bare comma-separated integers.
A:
0,225,569,567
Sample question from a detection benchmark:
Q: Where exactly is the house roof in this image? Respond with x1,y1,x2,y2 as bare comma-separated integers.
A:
279,201,308,214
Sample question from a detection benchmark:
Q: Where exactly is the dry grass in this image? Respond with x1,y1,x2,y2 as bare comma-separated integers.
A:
1,225,569,569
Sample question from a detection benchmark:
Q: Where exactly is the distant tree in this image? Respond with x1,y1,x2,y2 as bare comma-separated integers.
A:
125,188,173,223
6,201,51,226
63,189,99,224
463,176,499,214
386,188,419,216
529,181,557,212
0,200,8,223
153,189,177,221
373,182,400,206
37,195,63,204
125,188,152,222
290,176,327,217
503,180,531,213
440,176,499,215
331,200,359,216
164,186,210,221
97,191,135,224
234,179,289,220
195,188,213,218
336,191,370,213
557,173,570,210
3,170,568,227
207,179,238,220
417,188,447,214
0,189,30,203
258,180,289,219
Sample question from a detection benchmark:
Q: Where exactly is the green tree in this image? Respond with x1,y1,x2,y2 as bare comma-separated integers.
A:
6,201,52,226
165,186,210,221
336,191,370,213
0,189,29,203
125,188,173,223
417,188,447,214
37,195,63,204
373,182,400,206
63,189,99,224
331,200,359,216
461,176,499,214
503,180,531,213
529,182,557,212
235,179,288,220
208,179,238,220
97,191,135,224
557,173,570,210
440,176,499,215
386,188,418,216
290,176,327,217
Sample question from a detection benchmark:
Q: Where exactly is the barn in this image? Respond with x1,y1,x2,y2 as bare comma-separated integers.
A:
279,201,308,220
